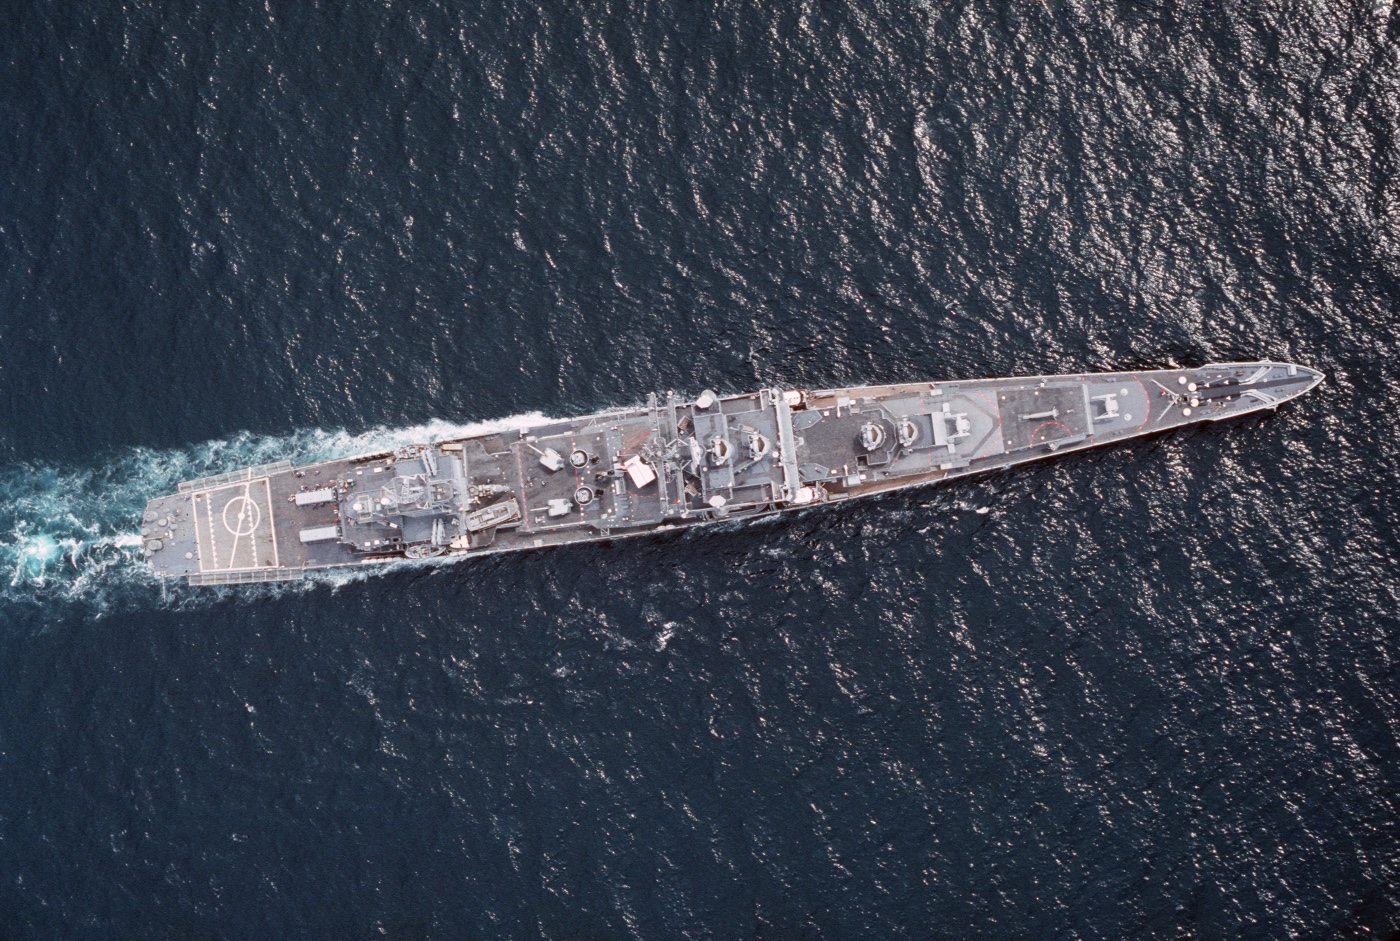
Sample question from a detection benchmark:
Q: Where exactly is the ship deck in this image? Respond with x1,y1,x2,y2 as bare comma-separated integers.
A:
143,362,1323,585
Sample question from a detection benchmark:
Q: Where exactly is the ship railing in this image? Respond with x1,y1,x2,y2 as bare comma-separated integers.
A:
187,567,305,586
178,461,294,493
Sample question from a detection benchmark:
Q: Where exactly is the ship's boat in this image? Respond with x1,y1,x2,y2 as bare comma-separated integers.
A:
141,361,1322,586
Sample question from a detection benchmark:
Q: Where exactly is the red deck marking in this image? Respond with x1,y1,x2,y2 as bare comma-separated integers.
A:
619,429,650,458
1028,420,1073,447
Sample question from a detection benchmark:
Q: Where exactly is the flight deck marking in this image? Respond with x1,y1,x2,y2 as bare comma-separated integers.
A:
618,429,651,459
264,478,279,568
222,491,261,537
222,482,255,569
202,491,220,570
193,492,214,571
1028,421,1074,447
194,479,276,571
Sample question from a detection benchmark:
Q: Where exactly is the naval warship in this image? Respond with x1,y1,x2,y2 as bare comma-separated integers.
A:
142,362,1321,586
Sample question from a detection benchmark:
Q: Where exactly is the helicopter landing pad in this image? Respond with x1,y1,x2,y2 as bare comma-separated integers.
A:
191,478,281,573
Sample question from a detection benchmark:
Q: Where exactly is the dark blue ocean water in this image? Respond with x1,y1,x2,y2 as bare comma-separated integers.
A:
2,1,1399,937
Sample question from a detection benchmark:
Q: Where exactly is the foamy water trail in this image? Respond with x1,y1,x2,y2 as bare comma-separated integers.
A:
0,413,552,613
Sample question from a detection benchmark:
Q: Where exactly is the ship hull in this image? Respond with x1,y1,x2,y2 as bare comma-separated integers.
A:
141,362,1322,586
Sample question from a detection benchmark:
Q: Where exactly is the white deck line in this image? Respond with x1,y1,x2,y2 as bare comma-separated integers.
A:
194,479,282,573
264,477,280,569
199,490,219,571
223,481,251,570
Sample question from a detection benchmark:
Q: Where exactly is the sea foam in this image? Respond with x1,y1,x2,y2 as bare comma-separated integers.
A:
0,413,551,614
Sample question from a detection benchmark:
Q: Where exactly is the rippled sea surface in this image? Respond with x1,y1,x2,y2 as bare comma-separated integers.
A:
2,2,1399,937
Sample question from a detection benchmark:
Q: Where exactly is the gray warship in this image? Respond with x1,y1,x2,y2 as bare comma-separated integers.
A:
142,361,1322,586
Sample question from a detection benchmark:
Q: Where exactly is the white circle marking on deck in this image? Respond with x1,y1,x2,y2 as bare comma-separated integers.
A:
222,495,261,537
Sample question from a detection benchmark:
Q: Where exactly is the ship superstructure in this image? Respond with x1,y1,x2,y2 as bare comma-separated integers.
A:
141,362,1322,586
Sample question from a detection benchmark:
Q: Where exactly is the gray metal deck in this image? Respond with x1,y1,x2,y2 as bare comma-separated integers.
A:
144,362,1323,585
